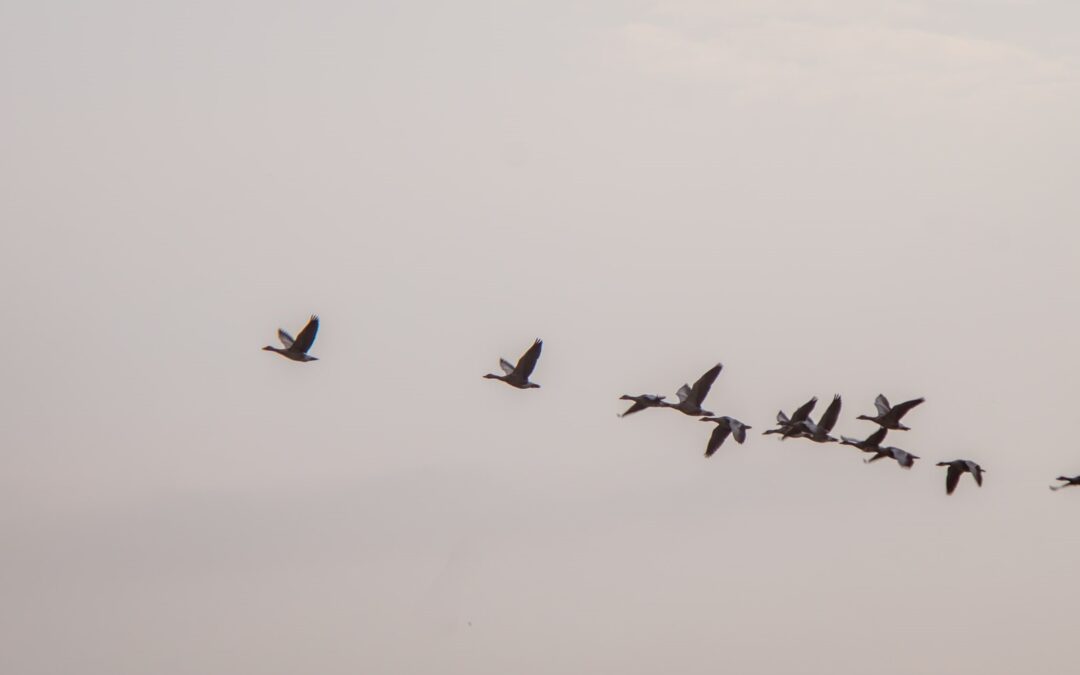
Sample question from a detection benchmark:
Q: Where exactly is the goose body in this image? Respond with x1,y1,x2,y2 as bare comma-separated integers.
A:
857,394,925,430
666,364,722,417
936,459,985,495
865,446,919,469
618,394,668,417
484,339,543,389
793,394,841,443
1050,475,1080,491
699,416,752,457
263,315,320,362
840,426,888,453
763,396,817,439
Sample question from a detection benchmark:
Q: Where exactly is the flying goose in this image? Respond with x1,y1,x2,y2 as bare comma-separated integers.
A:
618,394,668,418
263,315,320,362
1050,475,1080,491
699,416,752,458
840,426,888,454
791,394,842,443
483,339,543,389
936,460,985,495
857,394,925,430
763,396,817,438
665,363,723,417
865,446,920,469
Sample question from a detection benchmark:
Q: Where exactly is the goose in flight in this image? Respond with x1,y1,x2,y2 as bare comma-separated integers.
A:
699,416,751,458
936,460,985,495
618,394,668,418
857,394,925,430
263,315,320,362
1050,475,1080,491
840,427,888,454
483,339,543,389
665,363,723,417
791,394,842,443
763,396,817,439
865,446,919,469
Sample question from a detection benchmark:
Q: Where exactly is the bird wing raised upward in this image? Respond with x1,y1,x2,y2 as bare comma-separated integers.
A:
819,395,842,432
889,397,925,421
706,425,732,457
675,384,692,403
867,426,888,447
945,465,962,495
874,394,891,416
291,315,319,354
513,339,543,378
499,358,515,375
790,397,818,424
277,329,295,349
689,364,722,406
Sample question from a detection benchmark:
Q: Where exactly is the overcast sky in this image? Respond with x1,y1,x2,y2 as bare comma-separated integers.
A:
2,1,1079,673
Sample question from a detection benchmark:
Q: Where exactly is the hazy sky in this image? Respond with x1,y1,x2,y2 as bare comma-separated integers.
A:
2,1,1079,673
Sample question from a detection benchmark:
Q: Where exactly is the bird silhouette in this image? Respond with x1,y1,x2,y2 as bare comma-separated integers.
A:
698,416,752,457
936,459,985,495
262,315,320,362
483,339,543,389
857,394,925,430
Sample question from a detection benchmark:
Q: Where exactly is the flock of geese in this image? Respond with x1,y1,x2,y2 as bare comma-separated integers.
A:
264,316,1079,495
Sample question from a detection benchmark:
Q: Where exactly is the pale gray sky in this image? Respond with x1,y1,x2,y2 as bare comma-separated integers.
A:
1,1,1079,673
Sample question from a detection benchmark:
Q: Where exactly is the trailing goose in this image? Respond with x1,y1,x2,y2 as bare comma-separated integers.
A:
263,315,320,362
665,364,723,417
1050,475,1080,491
618,394,668,418
483,339,543,389
840,427,888,454
763,396,817,438
698,416,752,458
791,394,842,443
857,394,925,430
936,460,985,495
865,446,919,469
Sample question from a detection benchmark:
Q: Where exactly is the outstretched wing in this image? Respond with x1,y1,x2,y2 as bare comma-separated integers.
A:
889,397,925,422
513,339,543,378
945,465,962,495
689,363,722,406
277,329,295,349
291,315,319,354
675,384,692,403
790,397,818,424
818,395,842,432
866,426,888,447
499,358,515,375
874,394,891,416
728,418,749,444
706,425,732,457
970,463,983,486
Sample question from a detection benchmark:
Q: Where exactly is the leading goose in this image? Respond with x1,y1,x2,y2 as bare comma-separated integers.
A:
936,459,985,495
483,339,543,389
698,416,752,458
666,363,723,417
263,315,320,362
857,394,925,430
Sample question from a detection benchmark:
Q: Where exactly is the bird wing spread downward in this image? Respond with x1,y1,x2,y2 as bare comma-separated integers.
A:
945,465,962,494
292,315,319,354
277,329,295,349
728,419,748,444
513,339,543,378
969,463,983,486
689,364,722,406
706,425,732,457
499,359,515,375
